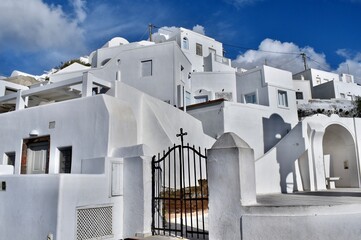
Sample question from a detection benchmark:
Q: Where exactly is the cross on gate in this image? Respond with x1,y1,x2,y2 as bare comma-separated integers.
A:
176,128,187,147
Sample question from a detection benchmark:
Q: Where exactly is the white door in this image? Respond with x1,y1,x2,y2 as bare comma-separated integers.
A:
27,143,48,174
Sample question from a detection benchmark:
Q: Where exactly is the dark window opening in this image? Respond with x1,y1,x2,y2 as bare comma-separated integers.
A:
196,43,203,56
59,147,72,174
5,152,15,166
296,91,304,100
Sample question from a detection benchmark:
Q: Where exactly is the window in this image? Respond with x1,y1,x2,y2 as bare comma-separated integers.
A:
92,87,99,95
196,43,203,56
5,88,16,95
296,92,303,100
141,60,152,77
244,92,257,104
101,58,111,67
278,90,288,107
340,93,346,98
59,147,72,173
4,152,15,166
194,95,208,103
182,37,189,50
185,91,191,106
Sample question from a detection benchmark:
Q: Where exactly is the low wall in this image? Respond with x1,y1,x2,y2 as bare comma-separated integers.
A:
241,211,361,240
0,175,59,240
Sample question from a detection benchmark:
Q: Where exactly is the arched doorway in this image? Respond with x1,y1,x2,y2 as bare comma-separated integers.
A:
322,124,359,188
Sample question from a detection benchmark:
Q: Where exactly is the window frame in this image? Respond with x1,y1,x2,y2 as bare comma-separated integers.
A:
182,37,189,50
277,90,289,108
141,59,153,77
295,91,304,100
4,152,15,166
58,146,72,174
244,92,257,104
196,43,203,56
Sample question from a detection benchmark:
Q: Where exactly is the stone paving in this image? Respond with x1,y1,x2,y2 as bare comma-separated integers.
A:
129,189,361,240
256,188,361,206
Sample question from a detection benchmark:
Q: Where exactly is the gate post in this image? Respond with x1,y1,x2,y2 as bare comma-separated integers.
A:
118,144,153,238
207,132,256,240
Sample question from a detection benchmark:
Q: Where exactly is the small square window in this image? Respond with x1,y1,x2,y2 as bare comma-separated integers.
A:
141,60,152,77
4,152,15,166
278,90,288,107
296,92,303,100
196,43,203,56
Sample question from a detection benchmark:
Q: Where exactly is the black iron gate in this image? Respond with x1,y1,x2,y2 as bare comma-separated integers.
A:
152,128,208,239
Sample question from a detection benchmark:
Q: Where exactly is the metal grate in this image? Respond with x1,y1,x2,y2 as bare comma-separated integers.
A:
76,206,113,240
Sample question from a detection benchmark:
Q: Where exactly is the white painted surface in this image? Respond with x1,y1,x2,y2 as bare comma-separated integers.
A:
208,132,256,240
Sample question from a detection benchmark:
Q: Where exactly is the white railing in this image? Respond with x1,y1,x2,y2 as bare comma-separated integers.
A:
214,54,230,65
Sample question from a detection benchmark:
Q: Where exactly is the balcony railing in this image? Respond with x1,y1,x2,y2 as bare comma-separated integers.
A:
214,54,230,65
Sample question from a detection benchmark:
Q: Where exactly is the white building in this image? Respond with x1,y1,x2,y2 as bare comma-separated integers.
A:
1,27,361,240
294,68,361,100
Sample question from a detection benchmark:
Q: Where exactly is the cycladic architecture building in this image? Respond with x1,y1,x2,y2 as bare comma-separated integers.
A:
1,27,361,240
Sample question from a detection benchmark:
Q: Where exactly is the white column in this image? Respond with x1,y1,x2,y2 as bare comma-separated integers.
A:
82,72,93,97
15,90,28,110
207,132,256,240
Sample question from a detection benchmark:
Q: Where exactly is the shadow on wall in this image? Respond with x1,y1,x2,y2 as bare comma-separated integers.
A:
275,123,306,193
263,114,291,153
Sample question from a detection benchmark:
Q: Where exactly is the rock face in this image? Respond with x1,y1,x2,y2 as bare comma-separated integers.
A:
4,75,40,87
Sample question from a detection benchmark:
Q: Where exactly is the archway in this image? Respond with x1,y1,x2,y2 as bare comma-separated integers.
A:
322,124,359,188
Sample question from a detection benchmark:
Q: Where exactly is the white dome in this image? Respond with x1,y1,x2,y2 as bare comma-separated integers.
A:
102,37,129,48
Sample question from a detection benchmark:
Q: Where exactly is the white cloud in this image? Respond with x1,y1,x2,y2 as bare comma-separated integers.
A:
193,25,205,35
232,38,330,74
225,0,263,8
69,0,87,23
0,0,85,53
336,50,361,83
336,49,352,59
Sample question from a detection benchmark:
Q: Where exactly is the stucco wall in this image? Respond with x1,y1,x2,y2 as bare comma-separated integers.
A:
293,80,312,104
191,71,236,102
111,82,215,154
312,81,336,99
236,67,269,106
90,41,192,107
334,81,361,99
0,95,111,174
0,175,59,240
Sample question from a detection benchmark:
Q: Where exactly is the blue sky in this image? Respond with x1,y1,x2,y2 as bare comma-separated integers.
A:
1,0,361,81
